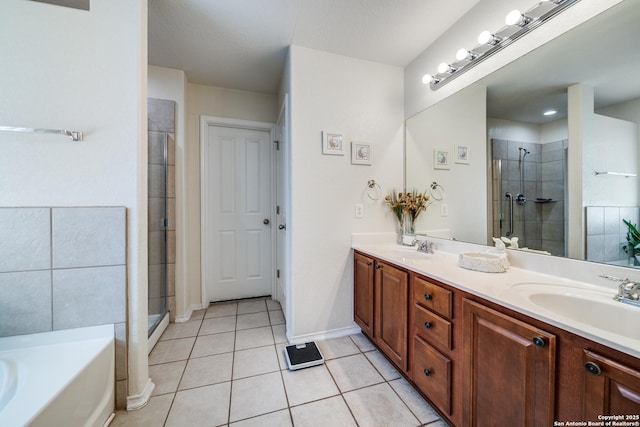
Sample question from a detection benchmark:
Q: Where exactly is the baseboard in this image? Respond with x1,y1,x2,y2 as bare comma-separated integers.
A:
174,303,208,323
126,378,155,411
287,325,361,345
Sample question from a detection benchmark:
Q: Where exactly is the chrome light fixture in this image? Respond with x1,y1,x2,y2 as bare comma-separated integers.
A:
423,0,580,90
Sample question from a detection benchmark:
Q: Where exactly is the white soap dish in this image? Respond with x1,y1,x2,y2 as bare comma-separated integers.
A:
458,252,509,273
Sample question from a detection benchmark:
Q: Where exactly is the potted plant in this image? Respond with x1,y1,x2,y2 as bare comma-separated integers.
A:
622,219,640,264
384,190,429,241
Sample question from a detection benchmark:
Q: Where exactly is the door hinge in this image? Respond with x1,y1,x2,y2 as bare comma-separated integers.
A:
276,205,280,215
273,140,280,150
277,269,280,278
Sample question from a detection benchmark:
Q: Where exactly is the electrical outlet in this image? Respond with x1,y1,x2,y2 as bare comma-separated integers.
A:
441,204,448,217
355,203,364,218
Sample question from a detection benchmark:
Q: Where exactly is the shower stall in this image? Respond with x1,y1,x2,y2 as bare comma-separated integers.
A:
492,139,568,256
148,98,176,338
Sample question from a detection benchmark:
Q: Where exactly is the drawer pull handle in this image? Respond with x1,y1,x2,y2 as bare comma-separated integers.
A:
532,336,545,348
423,368,432,376
585,361,602,376
424,322,432,329
423,293,432,301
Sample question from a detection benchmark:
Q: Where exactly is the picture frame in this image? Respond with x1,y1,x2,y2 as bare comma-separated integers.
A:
351,142,371,165
454,144,470,164
322,131,344,155
433,148,450,170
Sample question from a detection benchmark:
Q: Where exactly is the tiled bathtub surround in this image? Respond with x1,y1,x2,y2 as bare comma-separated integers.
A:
586,206,639,264
0,206,127,407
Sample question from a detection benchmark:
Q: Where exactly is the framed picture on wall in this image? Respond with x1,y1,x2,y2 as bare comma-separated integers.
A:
351,142,371,165
433,148,450,170
455,145,470,164
322,131,344,155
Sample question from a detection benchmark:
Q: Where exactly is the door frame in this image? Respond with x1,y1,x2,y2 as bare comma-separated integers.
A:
275,95,292,327
200,115,276,305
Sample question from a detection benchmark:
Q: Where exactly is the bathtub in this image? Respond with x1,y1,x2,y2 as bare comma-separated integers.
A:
0,324,115,427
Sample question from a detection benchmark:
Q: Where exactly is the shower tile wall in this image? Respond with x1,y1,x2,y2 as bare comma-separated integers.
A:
0,206,128,408
586,206,639,264
492,139,567,256
540,140,568,256
148,98,176,322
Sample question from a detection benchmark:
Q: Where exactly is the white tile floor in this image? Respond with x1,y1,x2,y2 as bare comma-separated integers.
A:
111,298,448,427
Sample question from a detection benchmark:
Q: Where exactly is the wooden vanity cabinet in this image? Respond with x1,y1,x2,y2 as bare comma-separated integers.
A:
582,350,640,420
410,274,459,424
353,251,409,371
353,252,375,338
462,299,556,427
374,260,409,371
353,252,640,426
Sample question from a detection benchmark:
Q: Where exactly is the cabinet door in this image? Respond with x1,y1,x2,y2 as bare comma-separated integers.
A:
375,261,409,371
354,252,375,338
463,299,556,427
583,350,640,420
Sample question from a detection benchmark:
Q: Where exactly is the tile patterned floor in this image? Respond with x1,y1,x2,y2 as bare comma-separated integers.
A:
111,298,448,427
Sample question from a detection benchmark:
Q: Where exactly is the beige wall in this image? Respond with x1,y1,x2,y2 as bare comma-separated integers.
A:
184,84,279,313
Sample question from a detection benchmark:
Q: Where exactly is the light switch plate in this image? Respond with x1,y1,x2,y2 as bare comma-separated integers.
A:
355,203,364,218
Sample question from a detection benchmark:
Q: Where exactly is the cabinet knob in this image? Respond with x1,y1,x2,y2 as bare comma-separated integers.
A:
375,265,382,270
366,262,372,267
423,293,432,301
584,361,602,376
423,368,432,376
424,321,432,329
532,336,545,348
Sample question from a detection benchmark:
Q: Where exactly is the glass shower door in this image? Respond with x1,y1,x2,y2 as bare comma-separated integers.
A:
148,130,168,336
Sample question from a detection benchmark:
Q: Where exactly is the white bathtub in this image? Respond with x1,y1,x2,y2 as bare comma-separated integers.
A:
0,324,115,427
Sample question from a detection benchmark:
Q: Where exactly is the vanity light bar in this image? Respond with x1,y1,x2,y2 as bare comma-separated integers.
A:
423,0,580,90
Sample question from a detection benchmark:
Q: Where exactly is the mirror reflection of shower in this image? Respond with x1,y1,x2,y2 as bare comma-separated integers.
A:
492,139,568,256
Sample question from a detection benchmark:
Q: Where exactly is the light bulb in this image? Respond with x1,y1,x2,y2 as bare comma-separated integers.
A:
456,48,476,61
505,9,530,26
543,110,557,116
438,62,455,74
422,74,434,85
478,30,495,45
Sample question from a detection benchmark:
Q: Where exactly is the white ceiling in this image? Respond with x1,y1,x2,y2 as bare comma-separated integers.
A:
148,0,480,94
482,1,640,124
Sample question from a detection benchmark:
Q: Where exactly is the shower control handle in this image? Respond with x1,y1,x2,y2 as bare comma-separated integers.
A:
278,224,286,230
263,219,270,225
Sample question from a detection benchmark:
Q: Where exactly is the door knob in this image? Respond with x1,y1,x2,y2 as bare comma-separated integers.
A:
263,219,270,225
278,224,286,230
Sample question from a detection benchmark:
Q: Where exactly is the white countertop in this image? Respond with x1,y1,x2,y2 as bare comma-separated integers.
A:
352,235,640,359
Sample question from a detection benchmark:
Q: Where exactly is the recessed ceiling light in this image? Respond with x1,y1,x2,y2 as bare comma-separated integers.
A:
543,110,557,116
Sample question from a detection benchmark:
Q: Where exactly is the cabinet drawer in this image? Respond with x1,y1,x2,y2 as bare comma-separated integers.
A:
414,303,452,350
414,276,452,319
413,336,451,414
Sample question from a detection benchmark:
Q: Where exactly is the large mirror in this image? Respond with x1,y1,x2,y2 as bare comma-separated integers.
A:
406,1,640,269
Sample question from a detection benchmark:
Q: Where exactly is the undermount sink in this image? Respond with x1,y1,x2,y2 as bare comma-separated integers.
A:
505,283,639,339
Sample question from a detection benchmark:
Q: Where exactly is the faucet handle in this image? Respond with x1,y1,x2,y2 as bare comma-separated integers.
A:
599,274,630,283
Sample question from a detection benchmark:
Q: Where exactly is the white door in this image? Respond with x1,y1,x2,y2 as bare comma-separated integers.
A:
204,125,273,302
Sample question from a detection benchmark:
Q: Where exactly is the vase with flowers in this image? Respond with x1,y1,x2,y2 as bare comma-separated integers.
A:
384,190,429,243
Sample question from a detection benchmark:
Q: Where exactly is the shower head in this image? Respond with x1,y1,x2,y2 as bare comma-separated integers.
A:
518,147,531,155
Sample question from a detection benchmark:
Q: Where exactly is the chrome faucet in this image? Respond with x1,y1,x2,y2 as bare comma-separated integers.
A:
416,240,435,254
600,275,640,307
